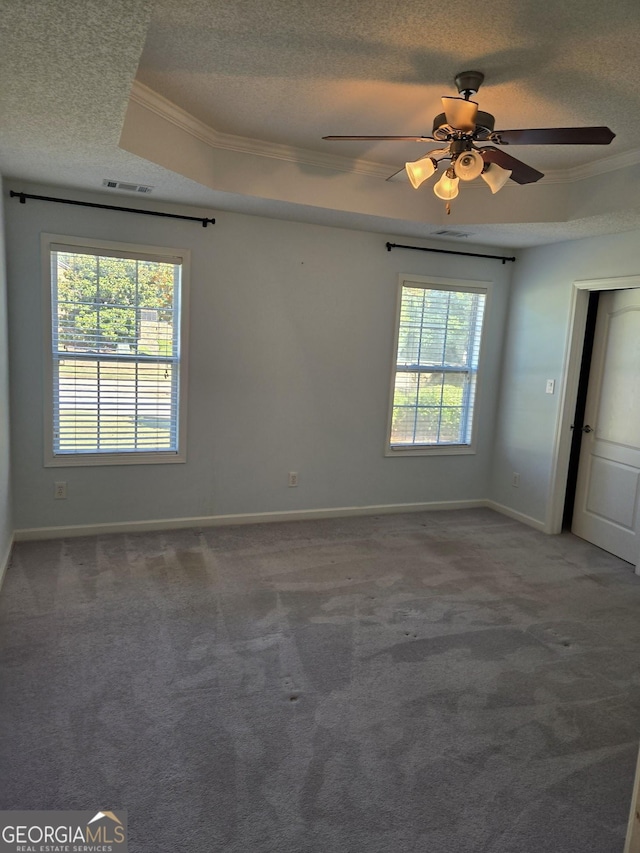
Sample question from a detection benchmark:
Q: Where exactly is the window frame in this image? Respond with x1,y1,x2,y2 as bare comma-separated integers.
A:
42,233,190,467
385,274,491,457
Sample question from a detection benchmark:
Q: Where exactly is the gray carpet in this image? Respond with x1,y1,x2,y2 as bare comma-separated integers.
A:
1,508,639,852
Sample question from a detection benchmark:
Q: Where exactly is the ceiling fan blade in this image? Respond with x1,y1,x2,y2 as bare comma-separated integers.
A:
480,146,544,184
323,135,435,141
492,127,615,145
441,97,478,132
386,166,409,182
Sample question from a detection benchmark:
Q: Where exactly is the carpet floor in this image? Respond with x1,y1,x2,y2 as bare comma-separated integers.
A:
1,508,639,852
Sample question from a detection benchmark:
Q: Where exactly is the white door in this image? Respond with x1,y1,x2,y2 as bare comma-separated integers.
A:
572,288,640,566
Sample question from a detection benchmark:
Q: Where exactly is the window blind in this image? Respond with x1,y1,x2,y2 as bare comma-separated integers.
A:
390,284,486,447
50,248,182,456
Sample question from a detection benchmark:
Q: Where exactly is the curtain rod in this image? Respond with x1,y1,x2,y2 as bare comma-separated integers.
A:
10,191,216,227
386,241,515,264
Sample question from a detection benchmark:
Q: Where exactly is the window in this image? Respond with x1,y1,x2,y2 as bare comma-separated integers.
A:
386,275,488,455
43,235,189,466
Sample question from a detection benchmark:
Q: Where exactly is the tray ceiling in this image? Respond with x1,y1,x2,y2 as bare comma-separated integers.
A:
3,0,640,247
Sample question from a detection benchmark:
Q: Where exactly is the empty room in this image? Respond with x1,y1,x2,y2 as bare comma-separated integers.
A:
2,1,640,851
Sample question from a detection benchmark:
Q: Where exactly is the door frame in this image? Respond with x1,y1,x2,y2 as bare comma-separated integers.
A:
547,274,640,535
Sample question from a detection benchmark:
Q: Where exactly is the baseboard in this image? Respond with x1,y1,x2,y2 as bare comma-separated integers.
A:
14,499,487,541
0,532,14,593
484,500,547,533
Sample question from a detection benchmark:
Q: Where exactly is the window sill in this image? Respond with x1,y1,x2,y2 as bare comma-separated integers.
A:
44,451,186,467
385,444,476,457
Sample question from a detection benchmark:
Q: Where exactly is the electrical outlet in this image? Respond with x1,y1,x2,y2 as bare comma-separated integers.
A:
288,471,298,487
512,472,520,488
54,481,67,500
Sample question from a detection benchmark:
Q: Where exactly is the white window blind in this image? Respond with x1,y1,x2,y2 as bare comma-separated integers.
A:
389,282,486,450
49,244,183,458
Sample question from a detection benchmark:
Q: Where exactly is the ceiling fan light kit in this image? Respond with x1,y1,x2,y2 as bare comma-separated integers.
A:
405,147,450,188
433,169,460,201
405,155,437,189
481,162,512,194
323,70,615,210
454,150,484,181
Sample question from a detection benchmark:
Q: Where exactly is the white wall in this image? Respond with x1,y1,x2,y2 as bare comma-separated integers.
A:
490,228,640,527
5,182,512,533
0,176,13,571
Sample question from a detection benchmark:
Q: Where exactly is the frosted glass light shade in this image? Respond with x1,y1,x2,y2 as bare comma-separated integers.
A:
441,96,478,132
481,163,512,193
405,156,437,189
454,150,484,181
433,172,459,200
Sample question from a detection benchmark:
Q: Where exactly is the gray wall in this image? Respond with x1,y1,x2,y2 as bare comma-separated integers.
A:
5,182,512,532
490,228,640,527
0,176,12,567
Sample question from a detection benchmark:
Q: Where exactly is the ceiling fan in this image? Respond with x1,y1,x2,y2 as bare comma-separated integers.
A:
323,71,615,204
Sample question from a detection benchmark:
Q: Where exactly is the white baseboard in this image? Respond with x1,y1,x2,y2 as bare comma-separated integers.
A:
484,500,547,532
14,499,487,541
0,533,14,592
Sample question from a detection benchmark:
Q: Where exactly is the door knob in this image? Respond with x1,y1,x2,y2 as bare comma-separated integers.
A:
581,425,594,433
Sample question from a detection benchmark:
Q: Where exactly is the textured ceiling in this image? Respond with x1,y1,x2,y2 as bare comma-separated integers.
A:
137,0,640,171
3,0,640,247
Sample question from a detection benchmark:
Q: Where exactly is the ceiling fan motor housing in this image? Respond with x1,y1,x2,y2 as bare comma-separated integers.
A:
432,110,496,139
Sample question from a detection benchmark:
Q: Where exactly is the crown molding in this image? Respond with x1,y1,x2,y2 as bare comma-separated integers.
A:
129,80,393,180
540,147,640,184
129,81,640,187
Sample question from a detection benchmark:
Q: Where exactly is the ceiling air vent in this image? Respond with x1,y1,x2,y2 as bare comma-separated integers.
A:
433,229,472,238
102,179,154,193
